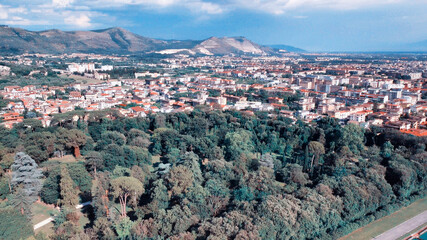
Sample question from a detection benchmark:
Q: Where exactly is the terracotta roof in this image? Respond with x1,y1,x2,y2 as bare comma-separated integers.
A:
131,106,145,112
400,129,427,137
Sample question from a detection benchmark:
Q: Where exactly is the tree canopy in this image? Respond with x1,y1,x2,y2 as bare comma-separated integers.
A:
0,110,425,239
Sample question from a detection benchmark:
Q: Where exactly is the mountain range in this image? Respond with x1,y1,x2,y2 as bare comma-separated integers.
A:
0,26,303,55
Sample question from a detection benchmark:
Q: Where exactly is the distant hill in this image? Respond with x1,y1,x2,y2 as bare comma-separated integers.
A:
0,26,168,54
0,26,303,55
402,40,427,52
268,44,306,53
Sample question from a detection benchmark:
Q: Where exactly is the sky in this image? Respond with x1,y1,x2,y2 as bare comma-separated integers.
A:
1,0,427,51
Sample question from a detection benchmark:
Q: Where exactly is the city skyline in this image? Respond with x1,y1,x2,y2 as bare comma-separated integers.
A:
1,0,427,51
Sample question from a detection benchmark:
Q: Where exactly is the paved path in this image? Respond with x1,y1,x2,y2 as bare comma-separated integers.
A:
373,210,427,240
33,201,91,230
76,201,91,209
34,217,54,230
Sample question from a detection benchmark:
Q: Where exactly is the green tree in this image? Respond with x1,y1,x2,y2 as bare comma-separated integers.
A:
40,163,91,204
110,177,144,217
91,172,111,218
131,165,148,185
0,177,10,200
381,141,393,159
40,171,60,204
0,208,34,239
339,124,365,155
25,145,49,164
150,179,169,211
98,131,127,149
9,188,34,216
197,211,259,239
156,205,199,237
84,151,104,175
308,141,325,171
233,186,254,202
178,152,203,184
112,166,131,178
278,164,311,187
165,165,194,196
224,129,254,161
56,128,87,157
60,166,80,208
15,118,44,133
93,217,116,239
67,163,92,194
114,217,135,240
24,131,55,163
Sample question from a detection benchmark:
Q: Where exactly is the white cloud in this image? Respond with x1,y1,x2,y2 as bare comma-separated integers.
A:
0,4,25,19
0,0,425,30
0,3,104,29
85,0,224,14
226,0,415,14
64,13,92,28
52,0,75,8
74,0,421,15
8,7,27,14
186,1,224,14
284,0,402,10
0,5,8,19
5,17,49,26
86,0,178,8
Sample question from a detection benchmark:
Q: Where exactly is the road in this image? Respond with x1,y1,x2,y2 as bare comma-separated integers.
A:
33,201,91,230
373,210,427,240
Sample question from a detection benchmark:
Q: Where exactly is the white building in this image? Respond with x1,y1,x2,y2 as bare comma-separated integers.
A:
67,63,95,73
100,65,114,71
0,65,10,76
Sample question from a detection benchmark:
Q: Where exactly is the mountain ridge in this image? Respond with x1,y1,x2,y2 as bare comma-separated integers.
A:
0,26,303,55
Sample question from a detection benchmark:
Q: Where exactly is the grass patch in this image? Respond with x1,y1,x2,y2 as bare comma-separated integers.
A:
48,155,77,163
60,73,104,85
341,197,427,240
32,202,58,224
32,202,59,236
34,222,54,236
151,155,161,164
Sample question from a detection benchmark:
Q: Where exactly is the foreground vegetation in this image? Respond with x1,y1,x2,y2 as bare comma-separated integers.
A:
0,109,426,239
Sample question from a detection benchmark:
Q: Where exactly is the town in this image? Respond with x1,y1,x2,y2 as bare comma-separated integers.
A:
0,53,426,137
1,0,427,237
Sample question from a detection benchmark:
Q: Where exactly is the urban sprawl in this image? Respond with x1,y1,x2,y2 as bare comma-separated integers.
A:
1,53,426,137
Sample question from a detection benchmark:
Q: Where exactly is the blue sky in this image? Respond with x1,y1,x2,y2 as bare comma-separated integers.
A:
1,0,427,51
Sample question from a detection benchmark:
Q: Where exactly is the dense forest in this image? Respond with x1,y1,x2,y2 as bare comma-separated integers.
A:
0,109,426,239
